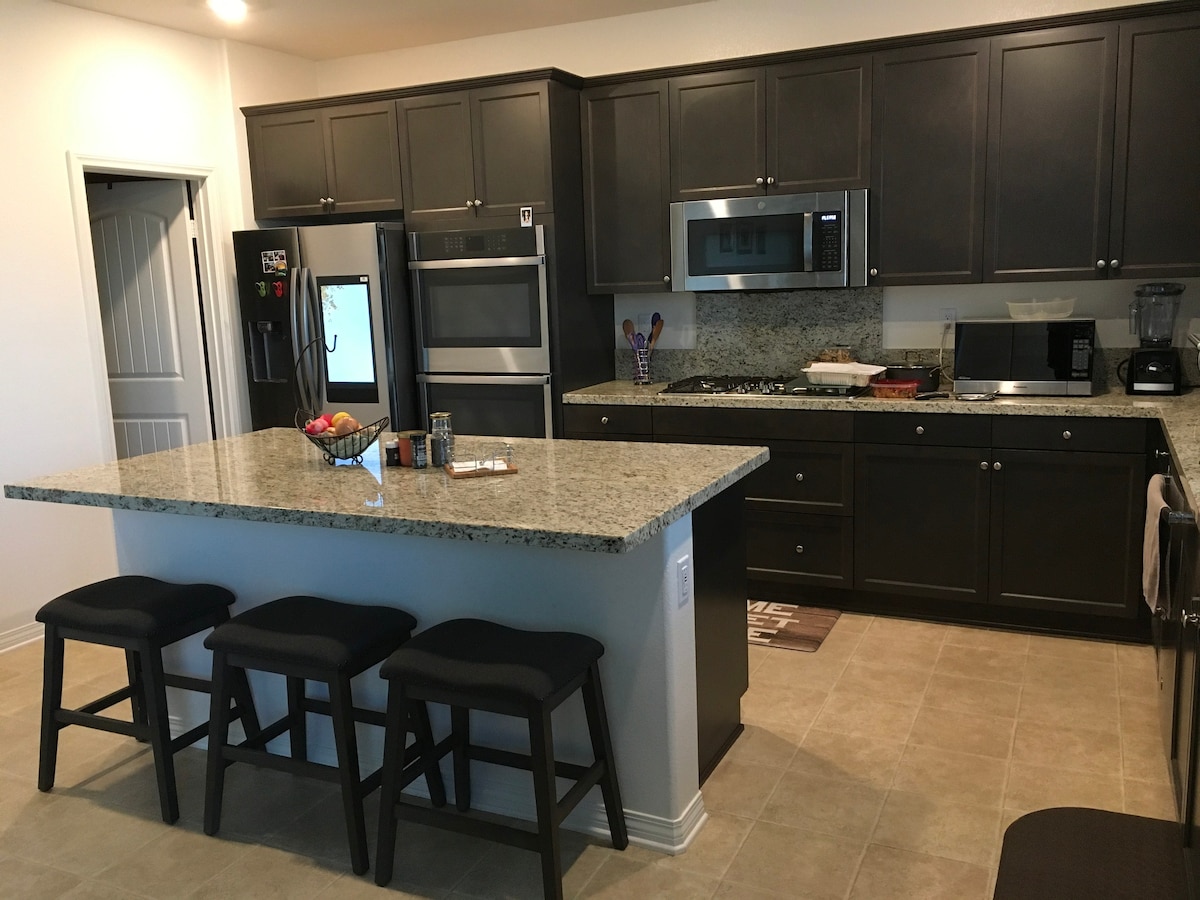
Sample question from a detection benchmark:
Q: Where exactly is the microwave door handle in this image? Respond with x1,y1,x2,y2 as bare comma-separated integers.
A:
802,212,814,272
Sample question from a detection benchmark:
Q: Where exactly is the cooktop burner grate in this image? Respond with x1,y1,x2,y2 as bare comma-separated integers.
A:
662,374,869,397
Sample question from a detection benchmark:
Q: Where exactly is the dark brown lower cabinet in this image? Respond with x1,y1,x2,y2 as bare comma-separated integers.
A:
746,511,854,590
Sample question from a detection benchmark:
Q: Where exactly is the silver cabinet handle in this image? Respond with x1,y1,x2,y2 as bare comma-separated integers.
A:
767,176,776,185
663,275,671,283
980,461,989,470
795,545,804,554
915,426,925,435
1097,259,1107,269
795,473,804,482
1063,430,1072,440
1110,259,1120,269
870,267,879,277
600,416,609,425
993,461,1002,471
474,199,483,207
755,177,765,186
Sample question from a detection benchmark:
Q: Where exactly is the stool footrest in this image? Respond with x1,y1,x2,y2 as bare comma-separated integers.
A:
76,685,136,716
163,673,212,694
299,696,387,729
468,743,593,784
56,708,143,739
393,799,541,853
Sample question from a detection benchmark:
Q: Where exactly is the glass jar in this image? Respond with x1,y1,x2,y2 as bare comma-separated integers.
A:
430,412,454,467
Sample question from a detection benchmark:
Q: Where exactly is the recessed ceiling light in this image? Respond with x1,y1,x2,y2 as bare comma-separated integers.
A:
207,0,248,24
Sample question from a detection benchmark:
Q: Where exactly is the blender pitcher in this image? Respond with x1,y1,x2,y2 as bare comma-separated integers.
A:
1130,282,1185,347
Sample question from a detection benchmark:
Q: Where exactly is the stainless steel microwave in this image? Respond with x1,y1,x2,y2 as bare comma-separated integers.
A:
953,318,1096,396
669,190,868,291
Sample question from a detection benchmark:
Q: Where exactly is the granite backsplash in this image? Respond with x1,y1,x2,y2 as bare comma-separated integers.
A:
613,288,1200,392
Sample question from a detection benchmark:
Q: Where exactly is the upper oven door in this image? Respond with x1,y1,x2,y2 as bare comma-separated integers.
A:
409,225,549,374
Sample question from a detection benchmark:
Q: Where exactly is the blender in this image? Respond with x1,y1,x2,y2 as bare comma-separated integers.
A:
1127,282,1186,395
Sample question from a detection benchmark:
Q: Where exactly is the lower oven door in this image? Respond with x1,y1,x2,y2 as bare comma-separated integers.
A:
418,374,553,439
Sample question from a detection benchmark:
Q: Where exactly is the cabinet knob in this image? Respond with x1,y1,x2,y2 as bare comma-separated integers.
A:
766,176,776,186
795,545,804,555
794,473,804,482
600,416,609,425
474,199,483,207
1183,610,1200,628
663,275,671,284
755,177,765,186
980,461,989,470
1062,430,1072,440
993,461,1002,471
1096,259,1107,269
466,200,474,209
1110,259,1120,269
869,267,879,277
915,426,925,435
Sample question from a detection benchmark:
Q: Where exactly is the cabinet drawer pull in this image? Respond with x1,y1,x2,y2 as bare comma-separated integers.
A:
794,473,804,482
980,461,989,470
993,461,1002,471
663,275,671,284
795,545,804,554
465,200,474,209
767,176,776,185
473,199,483,207
1110,259,1120,269
755,176,765,186
870,267,879,277
1063,430,1072,440
600,416,609,425
1096,259,1107,269
915,426,925,435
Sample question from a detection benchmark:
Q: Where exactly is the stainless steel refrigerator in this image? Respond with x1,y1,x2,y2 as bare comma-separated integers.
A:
232,223,418,431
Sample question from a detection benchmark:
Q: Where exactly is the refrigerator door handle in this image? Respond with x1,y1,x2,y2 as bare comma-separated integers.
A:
305,268,327,410
289,267,310,412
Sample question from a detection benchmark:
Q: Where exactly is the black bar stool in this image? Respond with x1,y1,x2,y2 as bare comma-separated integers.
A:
203,595,445,876
36,575,259,824
374,618,628,900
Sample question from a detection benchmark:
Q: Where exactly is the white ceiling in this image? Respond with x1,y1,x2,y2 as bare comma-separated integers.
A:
50,0,710,61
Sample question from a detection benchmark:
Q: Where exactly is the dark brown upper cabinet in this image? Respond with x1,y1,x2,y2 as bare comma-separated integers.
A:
984,24,1119,281
246,100,404,219
869,40,990,285
1109,10,1200,280
669,57,871,201
580,80,672,293
398,82,553,223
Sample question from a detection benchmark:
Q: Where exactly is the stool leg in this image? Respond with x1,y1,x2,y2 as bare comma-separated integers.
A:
581,663,628,849
138,640,179,824
125,649,148,738
38,626,66,793
411,701,446,808
286,676,307,760
528,707,564,900
329,673,369,876
204,650,233,836
374,683,409,888
451,705,471,812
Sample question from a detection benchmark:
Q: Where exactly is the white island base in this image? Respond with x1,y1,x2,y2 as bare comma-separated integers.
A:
116,508,707,853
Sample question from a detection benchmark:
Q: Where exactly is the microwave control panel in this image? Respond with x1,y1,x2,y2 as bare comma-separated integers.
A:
813,212,843,272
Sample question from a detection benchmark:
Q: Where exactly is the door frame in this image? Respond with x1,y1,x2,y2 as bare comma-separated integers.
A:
66,151,244,462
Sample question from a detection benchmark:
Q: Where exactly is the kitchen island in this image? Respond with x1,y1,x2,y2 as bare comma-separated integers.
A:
3,430,768,853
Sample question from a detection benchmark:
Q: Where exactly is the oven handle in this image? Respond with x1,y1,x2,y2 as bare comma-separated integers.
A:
409,255,545,271
418,374,551,386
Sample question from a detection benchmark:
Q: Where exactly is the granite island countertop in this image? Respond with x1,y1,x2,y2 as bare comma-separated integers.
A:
564,380,1200,513
3,430,768,554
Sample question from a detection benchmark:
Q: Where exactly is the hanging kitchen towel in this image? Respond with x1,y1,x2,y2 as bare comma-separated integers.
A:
1143,473,1169,612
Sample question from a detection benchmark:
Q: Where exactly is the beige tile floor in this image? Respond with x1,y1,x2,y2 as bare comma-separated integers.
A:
0,613,1174,899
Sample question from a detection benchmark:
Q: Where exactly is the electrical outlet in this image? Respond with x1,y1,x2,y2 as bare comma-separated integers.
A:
940,307,957,325
676,555,693,609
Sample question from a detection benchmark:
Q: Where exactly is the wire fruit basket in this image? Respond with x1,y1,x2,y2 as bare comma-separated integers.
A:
296,410,389,465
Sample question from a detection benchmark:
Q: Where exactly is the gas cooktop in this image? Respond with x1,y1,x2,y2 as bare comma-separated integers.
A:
661,374,869,398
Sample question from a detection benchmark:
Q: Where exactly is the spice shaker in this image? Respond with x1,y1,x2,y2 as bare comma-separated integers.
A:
409,431,428,469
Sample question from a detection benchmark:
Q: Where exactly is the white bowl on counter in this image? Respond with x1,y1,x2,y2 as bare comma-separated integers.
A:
1007,297,1076,319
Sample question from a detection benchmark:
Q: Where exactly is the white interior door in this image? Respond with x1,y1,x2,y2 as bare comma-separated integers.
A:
86,179,212,458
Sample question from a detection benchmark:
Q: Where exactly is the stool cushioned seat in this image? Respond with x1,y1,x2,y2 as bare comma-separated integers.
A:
204,595,417,671
380,618,603,702
37,575,234,638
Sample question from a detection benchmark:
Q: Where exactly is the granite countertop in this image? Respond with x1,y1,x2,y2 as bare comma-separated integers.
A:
2,429,767,554
565,380,1200,513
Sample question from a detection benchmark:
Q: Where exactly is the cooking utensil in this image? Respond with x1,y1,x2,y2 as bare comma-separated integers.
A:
651,312,661,328
621,319,636,348
884,364,942,393
635,333,645,351
648,317,664,350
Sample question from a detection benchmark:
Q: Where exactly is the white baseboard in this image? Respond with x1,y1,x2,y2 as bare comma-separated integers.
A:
0,622,43,654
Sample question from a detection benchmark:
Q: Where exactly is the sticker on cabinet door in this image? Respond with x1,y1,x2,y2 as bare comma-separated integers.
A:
519,207,533,227
260,249,288,274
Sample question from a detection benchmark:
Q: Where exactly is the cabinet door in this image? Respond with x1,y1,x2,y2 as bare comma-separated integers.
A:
246,109,329,219
742,441,854,515
322,101,404,215
854,444,990,602
989,449,1144,616
984,24,1119,281
470,82,553,218
870,40,989,285
580,81,672,293
398,91,477,221
1109,12,1200,279
669,68,766,200
768,55,871,192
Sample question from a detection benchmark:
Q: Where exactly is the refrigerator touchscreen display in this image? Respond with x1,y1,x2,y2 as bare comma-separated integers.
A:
319,276,378,403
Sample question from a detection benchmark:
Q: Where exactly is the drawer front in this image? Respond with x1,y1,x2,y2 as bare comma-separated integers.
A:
743,441,853,514
991,416,1148,454
854,411,992,447
654,406,853,441
562,404,652,437
746,511,853,589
